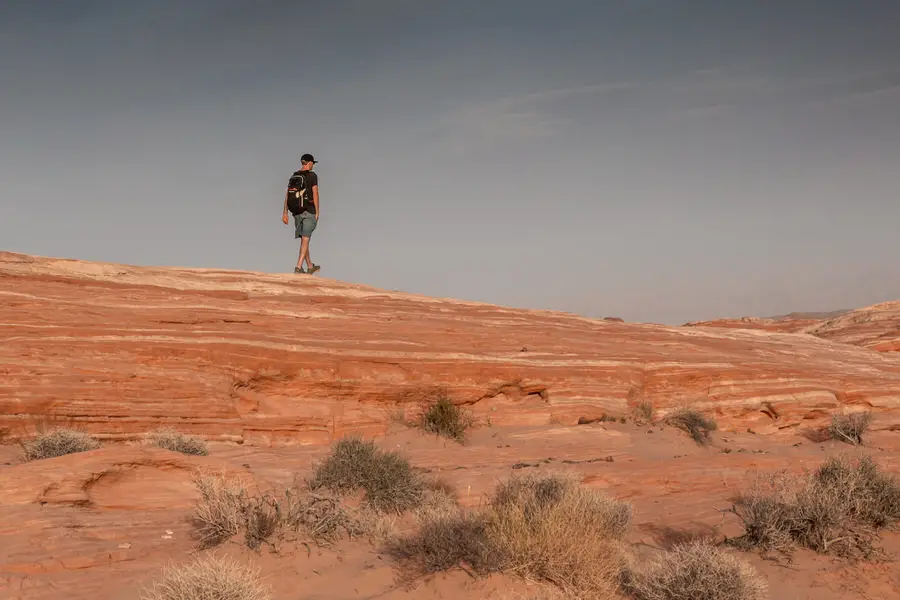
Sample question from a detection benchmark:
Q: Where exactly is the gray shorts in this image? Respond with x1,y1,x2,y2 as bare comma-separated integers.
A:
293,211,317,239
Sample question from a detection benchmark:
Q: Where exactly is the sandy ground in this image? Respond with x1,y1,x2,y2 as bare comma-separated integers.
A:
2,421,899,600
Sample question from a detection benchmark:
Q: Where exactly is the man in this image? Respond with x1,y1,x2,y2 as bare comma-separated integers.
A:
282,153,320,274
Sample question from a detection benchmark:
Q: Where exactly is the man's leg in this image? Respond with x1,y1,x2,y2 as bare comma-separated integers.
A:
298,236,311,271
295,239,307,272
300,212,319,273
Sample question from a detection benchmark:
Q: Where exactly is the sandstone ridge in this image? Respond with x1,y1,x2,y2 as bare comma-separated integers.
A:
3,251,900,444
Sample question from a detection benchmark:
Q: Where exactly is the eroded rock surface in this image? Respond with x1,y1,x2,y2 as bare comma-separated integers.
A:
687,304,900,353
3,251,900,444
801,301,900,352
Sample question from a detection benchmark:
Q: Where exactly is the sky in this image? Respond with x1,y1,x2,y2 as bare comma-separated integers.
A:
2,0,899,325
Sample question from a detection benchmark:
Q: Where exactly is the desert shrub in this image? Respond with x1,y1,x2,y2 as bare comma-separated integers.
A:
420,396,474,442
631,401,654,425
418,477,460,513
485,473,632,595
308,436,425,513
625,540,767,600
191,471,363,551
191,471,246,549
389,504,491,574
21,427,100,461
814,455,900,529
390,472,632,598
828,412,872,446
729,455,900,559
140,553,270,600
665,409,717,445
148,427,209,456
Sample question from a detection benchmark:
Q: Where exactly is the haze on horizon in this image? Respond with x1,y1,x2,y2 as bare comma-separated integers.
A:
2,0,899,325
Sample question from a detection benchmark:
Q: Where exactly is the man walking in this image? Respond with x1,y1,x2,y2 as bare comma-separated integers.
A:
282,153,320,274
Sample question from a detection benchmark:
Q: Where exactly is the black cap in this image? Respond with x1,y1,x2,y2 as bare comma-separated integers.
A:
301,153,317,164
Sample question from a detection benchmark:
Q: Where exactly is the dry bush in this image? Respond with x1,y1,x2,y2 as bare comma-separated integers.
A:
815,455,900,529
486,473,632,595
148,428,209,456
308,436,425,513
140,553,271,600
191,471,363,551
829,412,872,446
729,455,900,560
390,472,632,598
665,409,717,445
389,504,491,575
625,540,767,600
631,401,654,425
21,427,100,461
498,590,573,600
420,395,474,442
191,471,246,549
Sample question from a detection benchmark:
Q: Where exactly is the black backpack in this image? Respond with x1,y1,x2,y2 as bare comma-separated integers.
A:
286,170,310,214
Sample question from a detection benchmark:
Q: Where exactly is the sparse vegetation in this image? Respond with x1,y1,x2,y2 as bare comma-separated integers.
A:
391,504,491,574
21,427,100,461
624,540,767,600
631,401,654,425
140,553,271,600
665,409,717,445
728,455,900,560
148,427,209,456
420,395,474,442
308,436,426,513
829,412,872,446
190,470,364,551
390,472,632,597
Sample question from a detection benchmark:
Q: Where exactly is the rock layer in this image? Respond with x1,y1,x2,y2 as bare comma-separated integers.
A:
800,301,900,352
3,251,900,444
687,304,900,353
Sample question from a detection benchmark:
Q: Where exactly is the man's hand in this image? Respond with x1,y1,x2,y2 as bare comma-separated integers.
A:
282,212,289,225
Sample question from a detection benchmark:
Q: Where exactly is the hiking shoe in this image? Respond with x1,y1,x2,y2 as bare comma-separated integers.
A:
308,263,321,275
293,266,307,274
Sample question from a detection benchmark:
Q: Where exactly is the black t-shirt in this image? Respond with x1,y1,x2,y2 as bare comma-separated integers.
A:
286,169,318,215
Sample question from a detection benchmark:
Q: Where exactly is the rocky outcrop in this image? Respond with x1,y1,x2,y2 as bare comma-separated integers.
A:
800,301,900,352
682,315,824,333
686,304,900,354
3,251,900,444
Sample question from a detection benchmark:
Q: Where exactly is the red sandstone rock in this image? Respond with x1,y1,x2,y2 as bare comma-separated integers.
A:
683,315,822,333
686,305,900,353
800,301,900,352
2,251,900,444
2,426,899,600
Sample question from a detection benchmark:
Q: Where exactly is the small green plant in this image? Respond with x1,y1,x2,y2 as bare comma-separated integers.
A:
420,396,474,442
624,540,767,600
829,412,872,446
148,428,209,456
308,436,426,513
140,553,271,600
21,427,100,461
665,409,717,445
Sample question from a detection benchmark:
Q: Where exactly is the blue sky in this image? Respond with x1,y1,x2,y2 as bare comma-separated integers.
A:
2,0,899,324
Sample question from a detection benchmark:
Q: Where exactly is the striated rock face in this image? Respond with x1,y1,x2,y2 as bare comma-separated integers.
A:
686,305,900,354
683,315,823,333
3,251,900,444
800,301,900,352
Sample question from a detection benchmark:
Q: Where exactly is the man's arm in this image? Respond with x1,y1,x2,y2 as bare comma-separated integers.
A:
282,190,289,224
312,185,319,219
